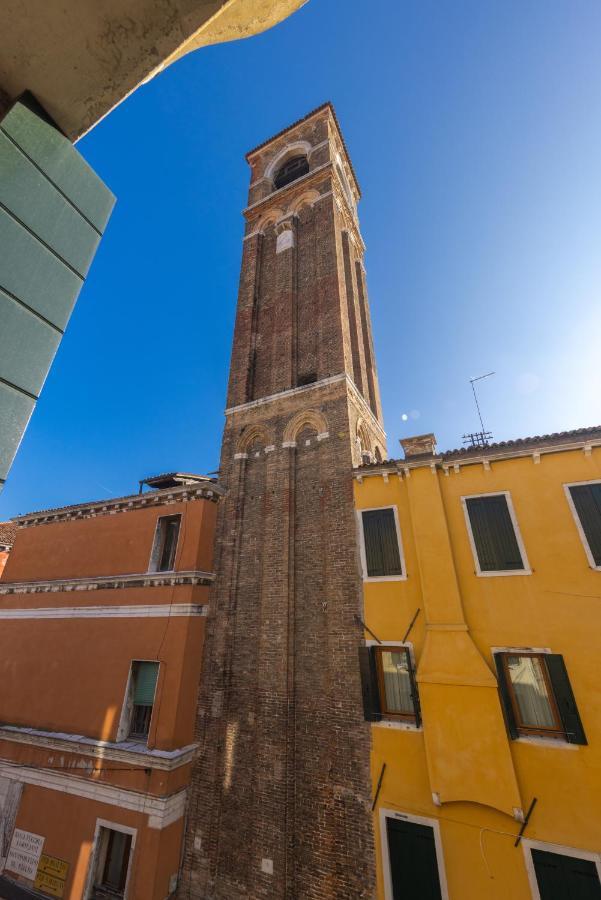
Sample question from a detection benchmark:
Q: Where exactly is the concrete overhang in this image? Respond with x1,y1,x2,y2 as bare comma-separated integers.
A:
0,0,308,141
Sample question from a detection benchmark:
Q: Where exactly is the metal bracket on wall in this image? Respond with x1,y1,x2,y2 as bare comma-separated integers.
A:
402,608,421,643
371,763,386,811
514,797,537,847
354,614,381,644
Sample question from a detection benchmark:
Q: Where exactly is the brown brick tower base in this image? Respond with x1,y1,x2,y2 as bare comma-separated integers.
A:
179,104,386,899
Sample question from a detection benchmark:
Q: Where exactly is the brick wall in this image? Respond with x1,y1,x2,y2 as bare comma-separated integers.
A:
179,105,384,899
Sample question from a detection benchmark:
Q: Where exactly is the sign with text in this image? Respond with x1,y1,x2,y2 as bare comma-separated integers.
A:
37,854,69,880
5,828,45,880
34,868,67,898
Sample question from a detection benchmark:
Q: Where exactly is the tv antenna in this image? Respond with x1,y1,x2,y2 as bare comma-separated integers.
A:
462,372,495,448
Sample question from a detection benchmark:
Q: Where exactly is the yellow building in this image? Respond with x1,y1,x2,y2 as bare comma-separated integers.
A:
354,427,601,900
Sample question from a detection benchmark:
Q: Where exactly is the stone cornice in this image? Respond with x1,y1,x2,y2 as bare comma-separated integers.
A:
13,482,224,528
0,570,214,596
0,725,199,771
243,162,332,219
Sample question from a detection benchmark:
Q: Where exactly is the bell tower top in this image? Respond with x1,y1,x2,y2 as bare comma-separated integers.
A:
244,101,360,213
226,103,385,462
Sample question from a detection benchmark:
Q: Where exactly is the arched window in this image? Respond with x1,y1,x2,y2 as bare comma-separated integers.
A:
274,155,309,190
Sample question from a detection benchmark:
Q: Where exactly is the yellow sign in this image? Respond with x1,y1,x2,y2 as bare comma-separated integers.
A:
34,870,65,898
38,855,69,880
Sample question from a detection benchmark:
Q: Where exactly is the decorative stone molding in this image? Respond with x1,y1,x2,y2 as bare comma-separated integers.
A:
263,140,312,182
0,570,214,596
0,602,208,617
13,483,223,529
225,373,347,417
0,761,187,830
0,726,199,772
236,424,273,454
283,408,329,444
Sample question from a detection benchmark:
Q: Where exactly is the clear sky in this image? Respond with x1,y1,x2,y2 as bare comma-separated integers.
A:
2,0,601,519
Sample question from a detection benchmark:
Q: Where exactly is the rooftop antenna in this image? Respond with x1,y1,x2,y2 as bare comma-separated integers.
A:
462,372,495,448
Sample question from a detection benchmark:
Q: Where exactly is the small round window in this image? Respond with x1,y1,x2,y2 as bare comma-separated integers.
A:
274,155,309,190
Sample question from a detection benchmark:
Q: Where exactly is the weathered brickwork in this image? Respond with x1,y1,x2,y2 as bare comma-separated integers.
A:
179,104,385,899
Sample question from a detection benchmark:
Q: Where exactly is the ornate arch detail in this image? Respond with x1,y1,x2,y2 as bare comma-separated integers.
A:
356,418,374,465
256,208,284,231
236,423,272,454
264,141,312,182
287,189,320,216
283,408,329,445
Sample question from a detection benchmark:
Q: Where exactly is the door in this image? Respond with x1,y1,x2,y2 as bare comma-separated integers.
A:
532,849,601,900
386,816,443,900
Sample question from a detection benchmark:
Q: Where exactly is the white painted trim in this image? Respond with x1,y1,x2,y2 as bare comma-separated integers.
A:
148,513,182,574
563,480,601,571
0,603,207,619
356,506,407,582
365,641,420,729
84,818,137,900
0,725,198,770
0,762,186,830
379,808,449,900
515,736,578,750
522,837,601,900
14,483,223,528
263,141,313,181
225,373,347,415
0,570,214,596
461,491,532,576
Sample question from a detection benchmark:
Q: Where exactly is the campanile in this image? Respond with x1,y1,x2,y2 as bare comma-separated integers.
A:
181,103,386,899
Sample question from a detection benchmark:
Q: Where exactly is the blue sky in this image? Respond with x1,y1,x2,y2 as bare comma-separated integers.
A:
2,0,601,518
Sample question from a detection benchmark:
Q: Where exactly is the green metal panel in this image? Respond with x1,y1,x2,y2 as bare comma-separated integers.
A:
0,132,101,277
133,662,159,706
0,383,35,483
0,96,115,489
0,211,81,330
0,293,61,397
1,101,114,233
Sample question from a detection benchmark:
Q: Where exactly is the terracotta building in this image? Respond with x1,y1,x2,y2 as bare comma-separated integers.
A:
179,103,385,899
355,428,601,899
0,473,221,900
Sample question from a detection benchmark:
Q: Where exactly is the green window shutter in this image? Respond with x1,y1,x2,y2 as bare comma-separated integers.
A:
493,654,519,740
569,484,601,566
358,647,381,722
466,496,524,571
133,662,159,707
406,651,421,728
362,509,402,577
545,655,587,746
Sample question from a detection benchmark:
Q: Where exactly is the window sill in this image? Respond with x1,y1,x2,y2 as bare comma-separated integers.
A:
374,720,421,732
514,735,578,750
363,575,407,583
476,569,532,578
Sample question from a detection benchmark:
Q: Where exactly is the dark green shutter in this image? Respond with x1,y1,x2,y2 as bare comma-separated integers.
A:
358,647,381,721
494,654,519,739
406,651,422,727
545,655,587,746
466,496,524,571
362,509,402,577
133,662,159,706
569,484,601,566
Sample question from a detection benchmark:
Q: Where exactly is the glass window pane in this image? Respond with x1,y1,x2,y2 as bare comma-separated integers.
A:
507,656,556,729
380,650,414,715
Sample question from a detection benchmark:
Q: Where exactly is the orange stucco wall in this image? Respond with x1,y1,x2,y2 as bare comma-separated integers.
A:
9,783,183,900
2,497,217,583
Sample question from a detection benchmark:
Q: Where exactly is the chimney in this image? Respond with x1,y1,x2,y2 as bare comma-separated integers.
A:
400,433,437,459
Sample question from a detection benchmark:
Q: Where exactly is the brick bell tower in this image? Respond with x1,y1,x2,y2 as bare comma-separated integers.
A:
180,103,386,899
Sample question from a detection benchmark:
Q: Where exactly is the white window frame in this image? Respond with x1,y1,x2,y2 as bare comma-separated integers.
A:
563,480,601,571
379,808,449,900
147,514,182,574
461,491,531,577
522,837,601,900
356,506,407,582
116,659,160,744
366,640,420,731
84,818,137,900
